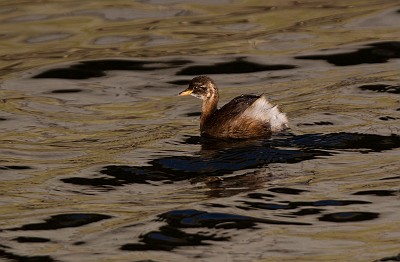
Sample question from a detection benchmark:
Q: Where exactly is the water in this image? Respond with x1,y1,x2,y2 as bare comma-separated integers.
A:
1,1,400,261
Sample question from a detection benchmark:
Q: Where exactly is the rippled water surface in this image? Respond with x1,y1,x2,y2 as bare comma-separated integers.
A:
1,1,400,261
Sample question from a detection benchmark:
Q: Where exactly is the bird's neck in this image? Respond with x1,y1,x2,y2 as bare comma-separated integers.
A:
200,93,219,131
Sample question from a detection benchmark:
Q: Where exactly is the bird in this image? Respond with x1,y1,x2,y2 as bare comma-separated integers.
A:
179,76,288,139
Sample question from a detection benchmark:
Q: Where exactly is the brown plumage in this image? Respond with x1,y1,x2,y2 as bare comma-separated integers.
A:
179,76,288,139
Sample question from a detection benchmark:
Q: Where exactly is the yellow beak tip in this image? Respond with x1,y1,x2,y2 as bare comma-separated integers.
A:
178,90,192,96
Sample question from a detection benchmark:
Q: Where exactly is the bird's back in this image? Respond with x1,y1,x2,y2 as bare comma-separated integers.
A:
202,94,287,139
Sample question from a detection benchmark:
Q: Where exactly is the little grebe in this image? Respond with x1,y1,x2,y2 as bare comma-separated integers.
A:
179,76,289,139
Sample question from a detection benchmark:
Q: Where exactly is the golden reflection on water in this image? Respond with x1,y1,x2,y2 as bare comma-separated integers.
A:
0,0,400,261
0,0,399,74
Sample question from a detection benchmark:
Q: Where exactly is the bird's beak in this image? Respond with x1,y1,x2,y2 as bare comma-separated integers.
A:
178,89,193,96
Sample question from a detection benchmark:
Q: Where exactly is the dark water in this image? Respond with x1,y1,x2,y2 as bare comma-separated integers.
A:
1,1,400,261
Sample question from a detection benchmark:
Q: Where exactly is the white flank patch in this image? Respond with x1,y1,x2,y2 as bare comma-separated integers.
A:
243,94,289,132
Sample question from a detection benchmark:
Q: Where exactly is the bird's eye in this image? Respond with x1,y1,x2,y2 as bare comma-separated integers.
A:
192,84,205,90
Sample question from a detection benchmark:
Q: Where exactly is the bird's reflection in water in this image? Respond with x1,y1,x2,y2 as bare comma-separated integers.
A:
61,132,400,198
181,132,321,197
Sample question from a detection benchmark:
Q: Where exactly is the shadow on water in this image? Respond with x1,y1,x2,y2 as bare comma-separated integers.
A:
353,189,398,196
295,41,400,66
7,213,112,231
32,57,297,79
374,253,400,262
13,237,51,243
1,213,111,231
0,165,32,170
0,214,111,261
120,190,380,251
176,57,296,75
121,208,310,251
0,249,56,262
0,187,383,255
33,59,191,79
61,132,400,189
358,84,400,94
